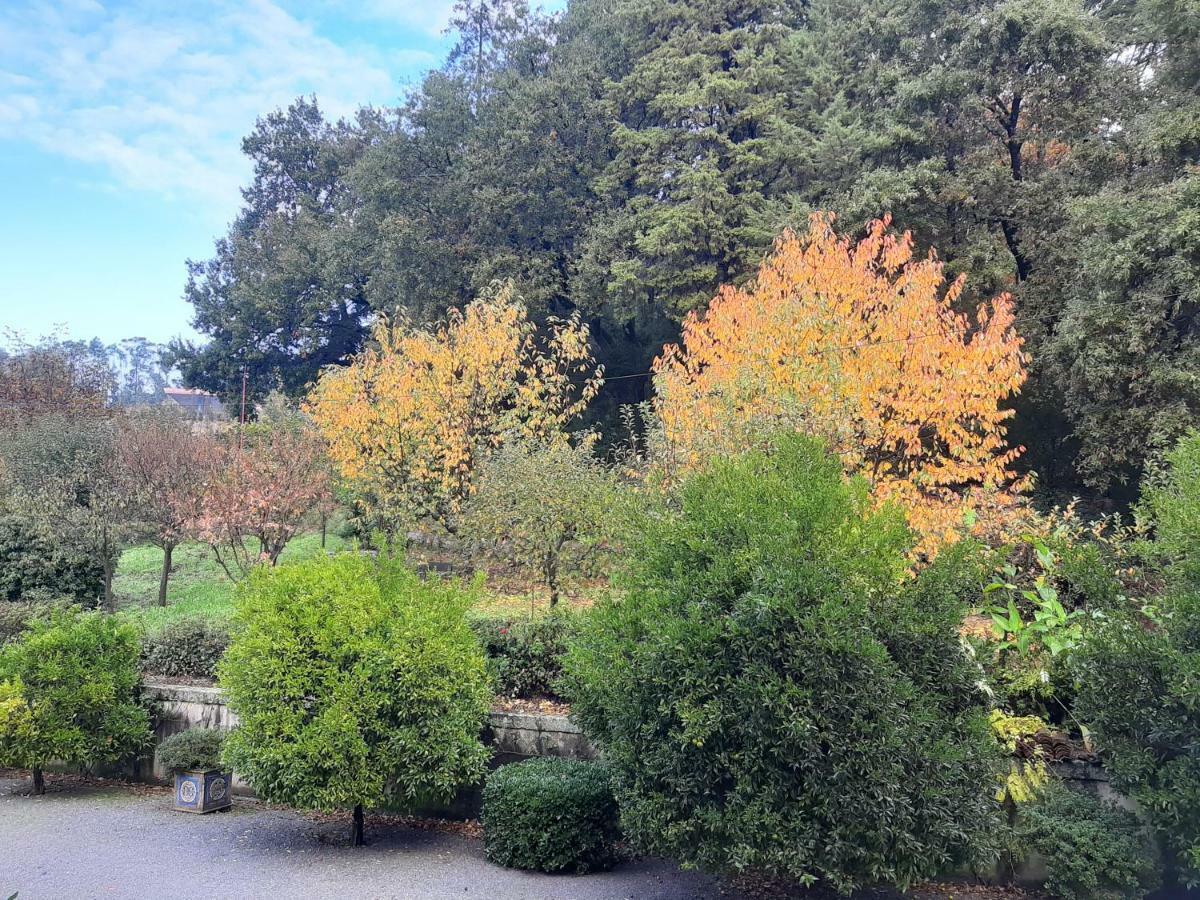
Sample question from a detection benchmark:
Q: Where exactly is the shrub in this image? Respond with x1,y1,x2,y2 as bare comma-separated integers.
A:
157,727,226,773
0,598,69,647
1017,784,1159,900
564,434,1003,893
0,515,104,605
1139,430,1200,589
0,609,151,793
140,617,229,680
1072,591,1200,887
469,612,575,699
482,758,619,873
218,554,491,845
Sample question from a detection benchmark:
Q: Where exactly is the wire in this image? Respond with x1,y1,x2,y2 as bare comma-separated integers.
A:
588,291,1191,384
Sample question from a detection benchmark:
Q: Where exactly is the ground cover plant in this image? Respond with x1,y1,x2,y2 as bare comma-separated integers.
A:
566,434,1003,893
218,554,492,845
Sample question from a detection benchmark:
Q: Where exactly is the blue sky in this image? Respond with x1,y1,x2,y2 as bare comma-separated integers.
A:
0,0,468,348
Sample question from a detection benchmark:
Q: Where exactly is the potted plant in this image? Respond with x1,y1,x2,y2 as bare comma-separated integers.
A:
156,728,232,813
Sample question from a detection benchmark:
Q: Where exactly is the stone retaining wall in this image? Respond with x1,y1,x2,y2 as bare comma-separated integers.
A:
138,679,596,793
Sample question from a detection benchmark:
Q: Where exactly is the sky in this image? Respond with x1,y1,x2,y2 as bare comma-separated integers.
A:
0,0,465,348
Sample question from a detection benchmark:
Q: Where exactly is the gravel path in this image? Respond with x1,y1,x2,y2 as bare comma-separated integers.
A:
0,775,732,900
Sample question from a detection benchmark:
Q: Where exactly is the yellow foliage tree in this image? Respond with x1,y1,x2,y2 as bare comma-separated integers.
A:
306,288,602,532
652,213,1028,555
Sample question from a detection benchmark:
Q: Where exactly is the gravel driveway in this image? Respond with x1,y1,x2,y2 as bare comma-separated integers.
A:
0,774,732,900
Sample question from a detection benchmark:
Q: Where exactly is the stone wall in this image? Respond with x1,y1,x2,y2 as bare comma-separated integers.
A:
138,679,596,794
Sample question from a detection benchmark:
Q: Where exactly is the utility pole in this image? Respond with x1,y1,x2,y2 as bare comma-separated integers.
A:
238,365,248,450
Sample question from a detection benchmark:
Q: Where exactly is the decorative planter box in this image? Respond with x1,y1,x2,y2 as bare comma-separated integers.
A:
174,769,233,813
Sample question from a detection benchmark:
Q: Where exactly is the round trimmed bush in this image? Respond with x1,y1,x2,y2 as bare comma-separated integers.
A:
218,554,492,845
482,758,619,873
0,609,151,793
157,727,225,773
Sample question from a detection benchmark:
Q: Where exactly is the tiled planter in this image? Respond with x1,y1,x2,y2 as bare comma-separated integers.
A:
173,769,233,813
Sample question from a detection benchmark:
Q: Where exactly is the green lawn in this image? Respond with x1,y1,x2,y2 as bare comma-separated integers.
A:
115,531,598,629
115,532,349,628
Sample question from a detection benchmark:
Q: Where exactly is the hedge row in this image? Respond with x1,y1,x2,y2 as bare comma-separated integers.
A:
7,604,579,690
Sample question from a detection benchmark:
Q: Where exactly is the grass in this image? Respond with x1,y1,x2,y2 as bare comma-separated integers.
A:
114,531,601,629
114,532,349,629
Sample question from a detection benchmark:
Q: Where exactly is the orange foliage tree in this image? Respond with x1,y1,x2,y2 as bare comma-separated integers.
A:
652,213,1028,555
306,288,602,532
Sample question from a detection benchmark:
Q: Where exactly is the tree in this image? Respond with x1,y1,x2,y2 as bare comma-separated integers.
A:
219,555,491,845
0,609,150,794
193,424,331,579
652,214,1028,556
170,0,1199,505
165,97,383,409
0,334,111,427
117,409,215,606
307,289,602,533
564,435,1002,891
0,416,139,611
574,0,809,320
461,437,619,606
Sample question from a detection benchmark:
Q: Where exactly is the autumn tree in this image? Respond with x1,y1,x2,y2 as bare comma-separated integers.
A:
652,214,1028,555
194,424,331,579
0,333,111,427
307,288,602,534
118,409,215,606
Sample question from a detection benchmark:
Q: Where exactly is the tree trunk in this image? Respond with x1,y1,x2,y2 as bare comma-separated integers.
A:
320,511,327,549
32,767,44,795
544,554,559,608
352,803,365,846
158,543,175,607
102,559,115,613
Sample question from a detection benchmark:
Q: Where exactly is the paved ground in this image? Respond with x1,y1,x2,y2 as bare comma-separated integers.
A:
0,774,732,900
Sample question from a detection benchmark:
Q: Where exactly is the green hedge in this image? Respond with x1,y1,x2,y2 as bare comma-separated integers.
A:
140,617,229,681
0,598,69,647
1018,784,1159,900
0,515,103,605
469,612,575,699
482,758,619,873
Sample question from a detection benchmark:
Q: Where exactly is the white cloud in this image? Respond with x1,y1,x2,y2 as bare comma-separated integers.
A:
344,0,457,37
0,0,438,218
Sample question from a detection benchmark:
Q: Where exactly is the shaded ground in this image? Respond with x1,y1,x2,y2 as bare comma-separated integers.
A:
0,774,729,900
0,773,1061,900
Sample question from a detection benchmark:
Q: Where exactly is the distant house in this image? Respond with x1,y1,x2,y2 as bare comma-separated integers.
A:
163,387,227,422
